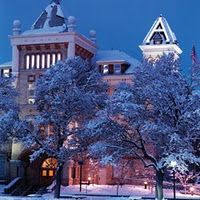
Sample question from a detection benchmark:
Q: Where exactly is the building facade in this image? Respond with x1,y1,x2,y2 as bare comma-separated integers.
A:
0,0,182,188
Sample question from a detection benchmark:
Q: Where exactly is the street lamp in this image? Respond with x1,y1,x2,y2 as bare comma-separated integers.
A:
170,161,177,200
78,160,84,192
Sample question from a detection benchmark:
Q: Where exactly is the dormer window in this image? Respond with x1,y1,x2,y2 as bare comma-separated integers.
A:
114,64,121,74
103,65,109,74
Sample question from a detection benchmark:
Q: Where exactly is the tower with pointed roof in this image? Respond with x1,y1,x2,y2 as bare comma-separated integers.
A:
10,0,97,109
9,0,97,185
139,15,182,60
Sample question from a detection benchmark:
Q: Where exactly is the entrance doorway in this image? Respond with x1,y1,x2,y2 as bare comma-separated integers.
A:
40,158,58,186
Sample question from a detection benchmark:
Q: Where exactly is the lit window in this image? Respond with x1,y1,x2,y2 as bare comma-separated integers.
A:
52,54,56,65
28,82,35,90
57,53,61,61
36,54,40,69
114,64,121,74
31,55,35,69
26,55,30,69
42,170,47,177
42,54,45,68
28,98,35,104
3,69,10,77
47,54,51,68
49,170,54,177
103,65,109,74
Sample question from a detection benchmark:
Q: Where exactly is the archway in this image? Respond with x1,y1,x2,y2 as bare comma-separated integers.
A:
40,158,58,186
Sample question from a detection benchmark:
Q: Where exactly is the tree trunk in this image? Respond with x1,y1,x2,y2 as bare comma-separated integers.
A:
155,169,164,200
54,163,64,199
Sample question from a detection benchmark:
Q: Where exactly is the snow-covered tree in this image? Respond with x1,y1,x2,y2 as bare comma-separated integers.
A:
22,57,108,198
84,54,200,200
0,75,20,151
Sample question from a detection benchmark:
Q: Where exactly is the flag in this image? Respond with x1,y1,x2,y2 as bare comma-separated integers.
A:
191,45,198,64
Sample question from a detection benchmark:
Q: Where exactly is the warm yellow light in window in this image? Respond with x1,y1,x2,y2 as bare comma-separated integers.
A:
49,170,54,177
42,170,47,177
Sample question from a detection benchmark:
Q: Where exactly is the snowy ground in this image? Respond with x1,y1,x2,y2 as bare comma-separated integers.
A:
0,184,200,199
43,184,200,199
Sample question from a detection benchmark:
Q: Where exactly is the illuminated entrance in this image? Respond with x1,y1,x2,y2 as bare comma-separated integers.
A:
40,158,58,186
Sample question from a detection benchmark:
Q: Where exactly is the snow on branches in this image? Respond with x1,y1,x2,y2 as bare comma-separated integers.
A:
0,76,19,145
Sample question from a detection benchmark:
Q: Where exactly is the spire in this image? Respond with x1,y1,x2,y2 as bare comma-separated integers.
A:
142,15,178,45
139,15,182,60
31,0,67,32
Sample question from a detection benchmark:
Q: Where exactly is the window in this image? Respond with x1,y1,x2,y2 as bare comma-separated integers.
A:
26,55,30,69
31,55,35,69
47,54,51,68
103,65,109,74
28,82,35,90
25,52,62,70
49,170,54,177
42,170,47,177
28,77,35,103
114,64,121,74
42,54,45,69
27,75,35,82
52,54,56,65
57,53,61,61
41,158,58,177
36,54,40,69
28,98,35,104
3,69,10,77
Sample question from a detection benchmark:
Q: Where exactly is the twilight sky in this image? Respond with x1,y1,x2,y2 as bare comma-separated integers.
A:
0,0,199,70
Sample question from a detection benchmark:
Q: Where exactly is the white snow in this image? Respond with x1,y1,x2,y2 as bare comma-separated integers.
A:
23,25,67,35
142,15,177,45
43,184,200,199
96,50,140,74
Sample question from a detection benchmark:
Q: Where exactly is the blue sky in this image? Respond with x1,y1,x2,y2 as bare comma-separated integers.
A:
0,0,199,70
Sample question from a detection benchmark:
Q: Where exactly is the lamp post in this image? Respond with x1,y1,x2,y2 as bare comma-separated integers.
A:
170,161,177,200
78,160,84,192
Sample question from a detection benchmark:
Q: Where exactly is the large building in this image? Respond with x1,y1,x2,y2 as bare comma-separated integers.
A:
0,0,182,191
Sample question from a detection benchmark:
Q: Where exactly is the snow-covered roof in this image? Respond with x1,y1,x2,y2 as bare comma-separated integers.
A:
0,61,12,69
142,15,178,45
23,0,67,35
96,50,140,74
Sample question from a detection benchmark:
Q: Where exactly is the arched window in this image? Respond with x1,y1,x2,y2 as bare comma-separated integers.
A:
41,158,58,177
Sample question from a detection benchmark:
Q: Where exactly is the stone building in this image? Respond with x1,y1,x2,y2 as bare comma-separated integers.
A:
0,0,182,189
